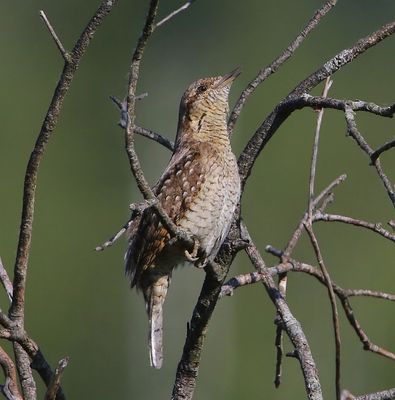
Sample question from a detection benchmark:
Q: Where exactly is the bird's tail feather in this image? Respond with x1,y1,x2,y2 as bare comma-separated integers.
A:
146,275,169,369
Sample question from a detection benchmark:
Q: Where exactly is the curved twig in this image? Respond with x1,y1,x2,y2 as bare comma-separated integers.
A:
228,0,338,134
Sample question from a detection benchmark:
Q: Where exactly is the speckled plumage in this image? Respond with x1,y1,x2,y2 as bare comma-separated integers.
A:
125,70,241,368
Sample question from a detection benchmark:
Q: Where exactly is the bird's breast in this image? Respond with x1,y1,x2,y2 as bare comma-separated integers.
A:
177,150,240,258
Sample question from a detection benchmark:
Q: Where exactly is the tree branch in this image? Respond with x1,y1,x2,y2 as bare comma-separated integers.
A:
39,10,70,62
240,223,323,400
344,105,395,207
228,0,338,134
44,358,69,400
0,346,23,400
171,219,242,400
237,21,395,189
314,212,395,242
155,1,196,28
9,1,118,398
370,138,395,164
223,256,395,364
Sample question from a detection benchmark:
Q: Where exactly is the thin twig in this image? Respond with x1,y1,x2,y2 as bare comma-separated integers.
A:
305,76,341,400
273,271,286,388
95,199,157,251
95,221,133,252
280,95,395,118
284,174,347,257
305,225,342,400
228,0,338,134
0,259,13,302
109,95,174,150
241,223,323,400
39,10,70,62
370,138,395,164
344,104,395,207
222,257,395,363
353,387,395,400
44,358,69,400
155,1,195,28
222,258,395,303
0,346,23,400
314,212,395,242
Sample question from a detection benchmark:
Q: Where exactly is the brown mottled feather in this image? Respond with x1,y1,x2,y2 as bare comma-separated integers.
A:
126,146,205,288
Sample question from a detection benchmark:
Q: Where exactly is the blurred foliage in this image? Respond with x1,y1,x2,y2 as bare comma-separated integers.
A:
0,0,394,399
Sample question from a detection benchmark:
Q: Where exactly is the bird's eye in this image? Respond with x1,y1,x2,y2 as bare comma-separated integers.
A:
197,84,207,93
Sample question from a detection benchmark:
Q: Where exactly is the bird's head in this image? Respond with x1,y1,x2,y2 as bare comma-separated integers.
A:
176,69,240,145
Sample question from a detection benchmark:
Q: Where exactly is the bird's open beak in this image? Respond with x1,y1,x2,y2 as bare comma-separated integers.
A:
216,68,241,89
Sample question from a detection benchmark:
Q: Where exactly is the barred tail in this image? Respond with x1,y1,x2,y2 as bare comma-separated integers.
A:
146,275,169,369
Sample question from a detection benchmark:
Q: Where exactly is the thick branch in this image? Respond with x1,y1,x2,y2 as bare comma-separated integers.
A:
171,221,241,400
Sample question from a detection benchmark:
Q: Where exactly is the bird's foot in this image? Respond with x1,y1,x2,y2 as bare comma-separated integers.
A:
184,238,200,263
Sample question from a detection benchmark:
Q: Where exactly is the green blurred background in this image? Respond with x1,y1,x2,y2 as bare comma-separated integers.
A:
1,0,394,398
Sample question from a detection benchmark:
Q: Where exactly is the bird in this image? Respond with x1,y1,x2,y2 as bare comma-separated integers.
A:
125,69,241,369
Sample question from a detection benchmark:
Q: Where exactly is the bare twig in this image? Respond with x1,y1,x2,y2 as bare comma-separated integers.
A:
305,76,341,400
95,221,133,252
280,95,395,118
353,387,395,400
305,225,342,399
220,270,262,297
314,212,395,242
0,259,13,302
228,0,338,134
155,1,196,28
44,358,69,400
238,21,395,189
284,174,347,257
241,223,323,400
109,95,174,150
370,138,395,164
273,271,286,388
0,346,23,400
344,104,395,207
95,199,158,251
223,257,395,363
39,10,70,62
222,257,395,303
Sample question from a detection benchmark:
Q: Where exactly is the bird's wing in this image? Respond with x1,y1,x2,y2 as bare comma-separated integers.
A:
125,146,206,288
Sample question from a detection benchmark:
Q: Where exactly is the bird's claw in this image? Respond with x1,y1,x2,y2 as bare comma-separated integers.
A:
184,238,200,263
